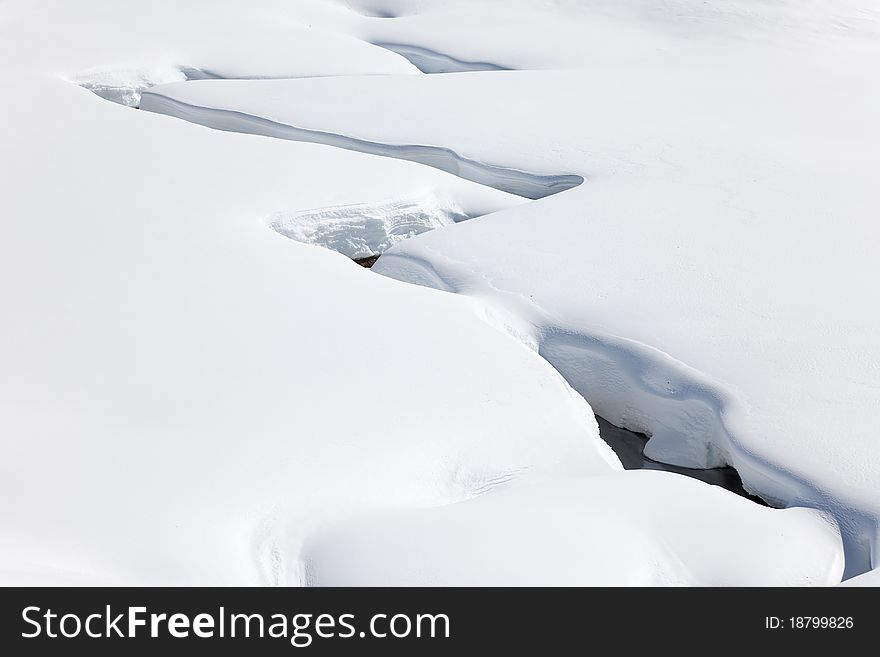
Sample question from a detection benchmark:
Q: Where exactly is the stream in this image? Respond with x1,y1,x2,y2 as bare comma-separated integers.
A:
596,416,768,505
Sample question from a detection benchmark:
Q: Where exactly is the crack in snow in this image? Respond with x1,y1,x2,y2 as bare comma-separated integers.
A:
138,91,584,200
70,42,870,579
373,42,512,73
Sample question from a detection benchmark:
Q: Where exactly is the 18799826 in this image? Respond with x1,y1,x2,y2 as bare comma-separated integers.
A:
765,616,854,630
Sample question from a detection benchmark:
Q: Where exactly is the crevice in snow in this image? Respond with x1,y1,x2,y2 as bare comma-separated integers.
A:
74,67,581,199
361,8,397,19
540,330,735,471
540,329,875,578
372,42,512,73
139,91,584,200
67,65,222,108
74,57,872,580
371,253,874,579
344,1,399,19
268,194,471,262
596,416,767,505
354,255,381,268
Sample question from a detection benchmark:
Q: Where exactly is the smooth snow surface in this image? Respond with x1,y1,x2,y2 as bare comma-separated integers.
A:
1,0,876,585
304,473,843,586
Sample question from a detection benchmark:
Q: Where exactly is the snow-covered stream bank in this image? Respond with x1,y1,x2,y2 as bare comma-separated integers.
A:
139,90,584,200
133,74,771,505
1,0,876,586
596,418,767,505
135,71,852,570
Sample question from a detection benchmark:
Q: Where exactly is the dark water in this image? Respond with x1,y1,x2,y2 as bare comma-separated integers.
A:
354,255,380,268
596,416,769,506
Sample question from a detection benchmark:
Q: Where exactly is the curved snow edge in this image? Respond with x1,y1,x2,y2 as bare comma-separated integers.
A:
267,194,471,259
67,65,222,107
372,252,877,579
372,42,512,74
139,90,584,199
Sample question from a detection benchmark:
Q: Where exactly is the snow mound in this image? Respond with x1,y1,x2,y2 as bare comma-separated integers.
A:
3,0,876,587
303,472,844,586
539,331,734,470
269,194,469,260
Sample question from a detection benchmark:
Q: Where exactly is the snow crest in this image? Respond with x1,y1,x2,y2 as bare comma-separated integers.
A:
69,65,219,107
373,42,511,73
269,194,469,260
139,88,584,199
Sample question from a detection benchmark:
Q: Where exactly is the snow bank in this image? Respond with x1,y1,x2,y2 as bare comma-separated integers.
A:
180,1,879,577
304,473,844,586
269,194,469,260
2,0,875,586
68,65,193,107
371,43,510,74
140,84,584,199
0,0,603,585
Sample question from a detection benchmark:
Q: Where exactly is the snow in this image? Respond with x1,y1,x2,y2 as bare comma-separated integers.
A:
304,473,844,586
139,85,584,199
268,194,472,261
840,567,880,587
1,0,876,585
68,65,193,108
371,43,511,73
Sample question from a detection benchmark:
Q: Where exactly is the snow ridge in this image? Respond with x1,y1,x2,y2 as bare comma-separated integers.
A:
372,251,876,578
139,65,872,576
69,65,221,108
269,194,470,260
139,90,584,200
373,42,511,73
